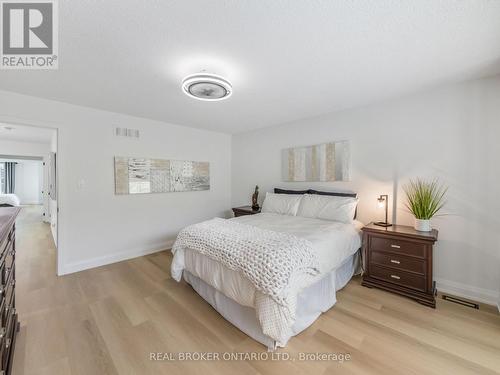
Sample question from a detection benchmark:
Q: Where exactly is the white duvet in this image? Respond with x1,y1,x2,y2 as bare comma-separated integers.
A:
172,213,361,305
0,194,20,206
171,213,362,344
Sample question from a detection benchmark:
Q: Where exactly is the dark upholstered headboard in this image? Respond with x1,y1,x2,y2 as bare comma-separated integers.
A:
274,188,357,198
273,188,358,218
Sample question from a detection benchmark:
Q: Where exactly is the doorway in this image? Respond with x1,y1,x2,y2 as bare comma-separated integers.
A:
0,122,58,248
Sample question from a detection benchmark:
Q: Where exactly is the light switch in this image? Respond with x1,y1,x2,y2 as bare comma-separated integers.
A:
77,178,85,191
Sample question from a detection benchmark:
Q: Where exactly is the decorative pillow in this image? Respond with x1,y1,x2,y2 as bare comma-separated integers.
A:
274,188,310,195
297,194,358,223
261,192,303,216
309,189,357,198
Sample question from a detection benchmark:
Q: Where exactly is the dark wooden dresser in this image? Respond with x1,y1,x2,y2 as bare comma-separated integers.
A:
0,207,20,375
361,223,438,308
232,206,261,217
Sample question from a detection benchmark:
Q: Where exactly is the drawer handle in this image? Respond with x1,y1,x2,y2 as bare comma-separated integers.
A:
0,327,4,339
5,338,11,349
390,275,401,280
390,259,400,264
391,244,401,249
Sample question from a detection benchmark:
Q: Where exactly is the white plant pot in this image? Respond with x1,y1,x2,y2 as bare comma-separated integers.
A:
414,218,432,232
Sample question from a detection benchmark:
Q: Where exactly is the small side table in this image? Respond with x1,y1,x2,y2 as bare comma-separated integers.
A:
232,206,261,217
361,223,438,307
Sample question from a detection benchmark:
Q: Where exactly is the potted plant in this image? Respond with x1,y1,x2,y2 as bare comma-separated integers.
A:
403,178,447,232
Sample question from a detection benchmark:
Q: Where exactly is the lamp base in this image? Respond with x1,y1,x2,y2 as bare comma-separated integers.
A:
374,221,393,227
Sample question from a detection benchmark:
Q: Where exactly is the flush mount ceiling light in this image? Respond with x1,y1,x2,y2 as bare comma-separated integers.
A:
182,73,232,101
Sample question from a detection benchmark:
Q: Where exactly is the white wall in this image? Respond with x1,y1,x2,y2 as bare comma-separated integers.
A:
0,139,50,157
232,75,500,305
0,90,232,275
0,139,50,213
11,160,43,204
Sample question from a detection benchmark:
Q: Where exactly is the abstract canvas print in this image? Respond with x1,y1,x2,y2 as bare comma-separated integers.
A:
128,158,153,194
170,160,210,192
150,159,171,193
114,157,209,194
281,141,350,182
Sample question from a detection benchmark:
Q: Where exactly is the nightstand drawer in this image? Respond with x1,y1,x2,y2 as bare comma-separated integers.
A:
371,236,425,258
370,251,426,275
370,265,426,292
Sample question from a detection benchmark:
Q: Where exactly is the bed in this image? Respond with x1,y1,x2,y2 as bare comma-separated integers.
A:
171,189,362,350
0,194,20,207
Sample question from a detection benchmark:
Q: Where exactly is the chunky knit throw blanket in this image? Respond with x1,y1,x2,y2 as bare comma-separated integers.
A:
172,218,320,345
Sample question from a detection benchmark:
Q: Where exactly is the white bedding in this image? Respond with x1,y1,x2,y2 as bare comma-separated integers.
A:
172,213,362,309
234,213,363,275
0,194,20,206
183,253,358,349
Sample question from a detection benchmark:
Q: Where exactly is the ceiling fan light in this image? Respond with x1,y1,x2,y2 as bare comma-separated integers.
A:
182,73,232,101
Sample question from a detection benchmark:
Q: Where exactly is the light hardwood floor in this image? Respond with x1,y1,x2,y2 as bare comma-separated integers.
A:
11,206,500,375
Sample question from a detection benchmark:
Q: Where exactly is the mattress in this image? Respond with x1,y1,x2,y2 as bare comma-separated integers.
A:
173,213,362,308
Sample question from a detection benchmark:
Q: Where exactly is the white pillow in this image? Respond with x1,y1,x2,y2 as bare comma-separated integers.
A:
261,192,302,216
297,194,358,223
296,194,324,218
317,197,358,223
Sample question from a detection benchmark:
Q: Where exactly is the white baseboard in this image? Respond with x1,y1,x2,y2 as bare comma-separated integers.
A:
435,278,500,307
58,240,174,276
57,248,500,312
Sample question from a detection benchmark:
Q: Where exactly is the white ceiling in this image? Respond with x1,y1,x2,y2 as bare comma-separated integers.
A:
0,1,499,134
0,123,54,143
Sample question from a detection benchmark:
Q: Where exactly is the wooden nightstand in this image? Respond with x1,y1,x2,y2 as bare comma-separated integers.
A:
232,206,261,217
361,223,438,308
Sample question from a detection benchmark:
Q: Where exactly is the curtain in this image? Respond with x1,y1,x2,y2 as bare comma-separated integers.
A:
4,162,15,194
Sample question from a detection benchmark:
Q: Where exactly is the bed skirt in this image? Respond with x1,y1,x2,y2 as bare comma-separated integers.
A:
183,251,360,350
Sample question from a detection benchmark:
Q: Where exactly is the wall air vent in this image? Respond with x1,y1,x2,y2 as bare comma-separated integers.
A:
115,127,140,138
